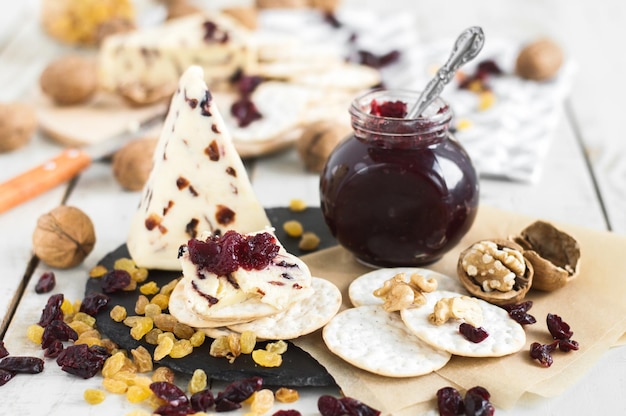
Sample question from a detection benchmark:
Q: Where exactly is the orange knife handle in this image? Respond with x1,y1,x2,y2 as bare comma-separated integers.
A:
0,148,92,214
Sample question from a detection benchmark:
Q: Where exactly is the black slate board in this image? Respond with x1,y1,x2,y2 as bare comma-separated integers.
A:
85,207,337,387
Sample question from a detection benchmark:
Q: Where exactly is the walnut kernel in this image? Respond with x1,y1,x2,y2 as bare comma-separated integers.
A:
296,120,350,173
373,272,437,312
32,205,96,269
429,296,483,327
112,137,158,191
515,38,564,81
40,55,98,105
0,102,37,152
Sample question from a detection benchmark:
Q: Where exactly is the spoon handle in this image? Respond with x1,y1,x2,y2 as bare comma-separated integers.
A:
407,26,485,118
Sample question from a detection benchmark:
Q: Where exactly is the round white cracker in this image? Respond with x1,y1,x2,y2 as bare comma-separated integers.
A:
400,290,526,357
322,305,451,378
348,267,465,308
169,279,280,326
227,277,341,340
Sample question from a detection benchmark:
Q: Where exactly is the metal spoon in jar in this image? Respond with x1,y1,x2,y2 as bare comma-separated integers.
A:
406,26,485,118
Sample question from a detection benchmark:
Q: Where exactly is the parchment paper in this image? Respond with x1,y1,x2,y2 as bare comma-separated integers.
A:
296,205,626,414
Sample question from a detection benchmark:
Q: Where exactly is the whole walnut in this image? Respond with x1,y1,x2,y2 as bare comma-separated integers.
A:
40,55,98,105
112,137,158,191
515,38,564,81
0,102,37,152
297,120,350,173
33,205,96,269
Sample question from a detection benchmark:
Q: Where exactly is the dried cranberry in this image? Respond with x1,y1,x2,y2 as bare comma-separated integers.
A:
56,344,109,379
154,403,195,416
150,382,190,407
357,49,401,68
188,231,279,276
476,60,502,76
35,271,56,294
501,301,536,325
273,410,302,416
230,97,262,128
41,319,78,348
237,75,264,96
0,369,15,386
38,293,64,327
79,292,110,316
318,395,348,416
217,376,263,403
436,387,464,416
546,313,573,340
529,341,557,367
44,339,64,358
459,323,489,343
464,386,495,416
101,269,131,293
558,338,580,352
340,397,380,416
369,99,407,118
0,356,44,374
215,397,242,412
0,341,8,359
190,388,215,411
323,12,342,28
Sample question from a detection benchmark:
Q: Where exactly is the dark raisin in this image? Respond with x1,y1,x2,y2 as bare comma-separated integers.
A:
80,292,110,316
464,386,495,416
41,319,78,348
230,97,262,128
38,293,64,327
35,271,56,294
44,340,64,358
56,344,110,379
273,410,302,416
546,313,573,340
501,301,536,325
459,323,489,343
101,269,131,293
436,386,465,416
318,395,348,416
0,356,44,374
369,99,407,118
558,338,580,352
0,341,8,359
529,341,557,367
190,388,215,411
217,376,263,403
0,369,15,386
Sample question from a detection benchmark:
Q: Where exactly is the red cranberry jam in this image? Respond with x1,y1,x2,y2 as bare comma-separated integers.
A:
320,89,479,267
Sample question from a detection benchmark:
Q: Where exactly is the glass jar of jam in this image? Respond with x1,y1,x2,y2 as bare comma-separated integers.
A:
320,89,479,267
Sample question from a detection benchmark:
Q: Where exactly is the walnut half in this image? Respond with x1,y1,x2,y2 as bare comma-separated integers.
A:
457,239,533,306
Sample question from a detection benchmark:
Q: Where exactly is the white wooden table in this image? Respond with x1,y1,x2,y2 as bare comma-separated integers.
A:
1,0,625,414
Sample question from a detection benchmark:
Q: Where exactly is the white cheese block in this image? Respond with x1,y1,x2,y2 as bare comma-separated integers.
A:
98,12,256,104
127,65,271,270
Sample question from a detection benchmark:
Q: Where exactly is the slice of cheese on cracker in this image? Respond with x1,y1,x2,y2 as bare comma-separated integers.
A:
127,65,270,270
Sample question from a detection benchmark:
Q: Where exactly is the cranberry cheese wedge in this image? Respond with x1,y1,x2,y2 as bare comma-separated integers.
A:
170,230,314,325
127,66,270,270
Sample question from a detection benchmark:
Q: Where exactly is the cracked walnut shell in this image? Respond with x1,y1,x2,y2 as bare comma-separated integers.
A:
513,220,580,291
457,239,533,306
32,205,96,269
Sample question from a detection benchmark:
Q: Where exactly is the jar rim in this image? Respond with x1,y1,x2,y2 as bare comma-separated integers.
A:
350,88,453,124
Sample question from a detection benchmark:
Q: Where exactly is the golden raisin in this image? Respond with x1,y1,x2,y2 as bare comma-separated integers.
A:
252,349,282,367
130,317,153,340
288,198,307,212
68,320,92,335
131,267,149,283
60,298,74,316
152,366,175,383
283,220,303,238
154,336,174,361
188,369,207,394
102,377,128,394
153,314,177,332
160,278,179,296
275,387,299,403
26,324,44,344
250,389,274,414
123,316,142,327
114,257,137,272
173,322,194,340
298,232,320,251
75,337,104,347
84,388,106,404
150,294,169,310
139,281,159,296
266,340,288,354
126,385,152,403
110,305,127,322
73,312,96,327
210,336,231,358
227,333,241,358
240,331,257,354
131,346,153,373
145,328,163,345
189,330,206,347
89,264,108,278
144,303,161,318
102,352,127,378
169,339,193,358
